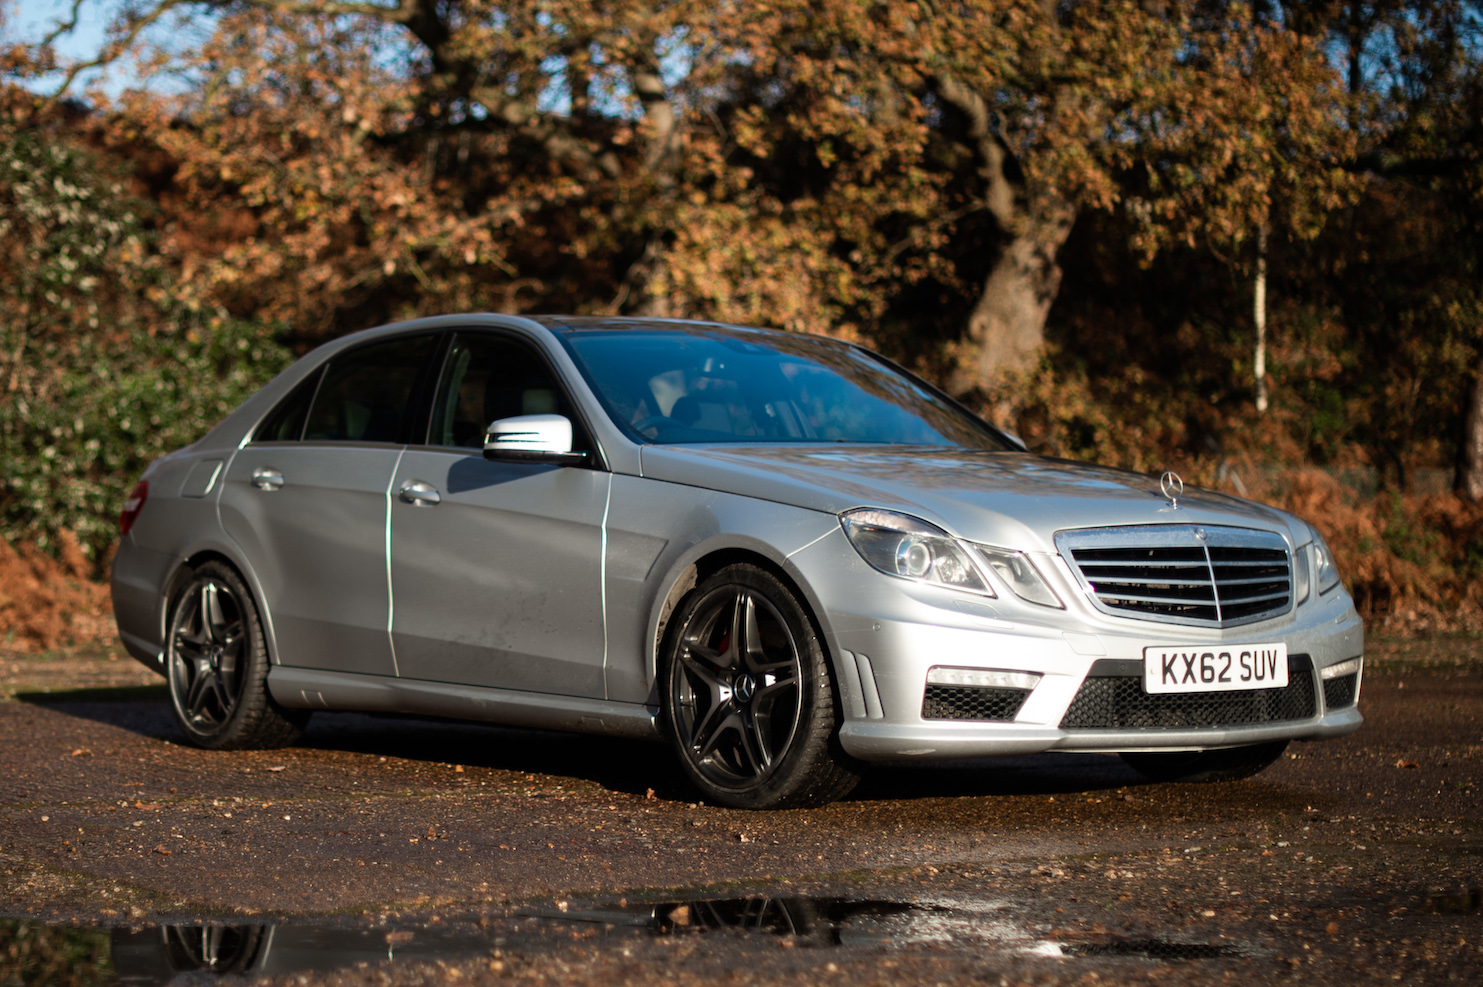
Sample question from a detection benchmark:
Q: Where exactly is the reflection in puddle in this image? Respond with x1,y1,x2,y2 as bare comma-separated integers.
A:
0,894,1249,984
521,897,919,946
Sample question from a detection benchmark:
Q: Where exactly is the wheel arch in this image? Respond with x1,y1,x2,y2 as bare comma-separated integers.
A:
646,542,844,706
160,546,283,666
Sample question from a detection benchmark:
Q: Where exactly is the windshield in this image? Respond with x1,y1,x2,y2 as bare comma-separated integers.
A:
555,326,1011,449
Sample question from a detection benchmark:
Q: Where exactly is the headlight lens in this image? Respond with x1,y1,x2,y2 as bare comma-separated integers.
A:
1312,525,1341,595
971,545,1063,609
839,509,991,594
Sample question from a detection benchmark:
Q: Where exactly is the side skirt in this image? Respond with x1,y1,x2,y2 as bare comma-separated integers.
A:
268,666,661,742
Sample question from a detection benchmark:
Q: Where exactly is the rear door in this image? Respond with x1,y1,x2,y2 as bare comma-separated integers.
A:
220,332,440,675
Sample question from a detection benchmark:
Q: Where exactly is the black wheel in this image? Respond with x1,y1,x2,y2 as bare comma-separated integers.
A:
166,561,308,750
1120,740,1289,783
662,564,858,809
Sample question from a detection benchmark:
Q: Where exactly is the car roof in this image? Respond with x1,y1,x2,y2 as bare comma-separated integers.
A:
529,315,802,337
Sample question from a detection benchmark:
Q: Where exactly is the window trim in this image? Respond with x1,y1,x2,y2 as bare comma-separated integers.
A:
412,327,609,472
248,330,442,447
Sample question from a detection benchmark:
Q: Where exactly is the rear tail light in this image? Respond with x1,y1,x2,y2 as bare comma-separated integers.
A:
120,481,149,535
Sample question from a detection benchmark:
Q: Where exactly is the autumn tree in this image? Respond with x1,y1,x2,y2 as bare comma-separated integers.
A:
21,0,1361,396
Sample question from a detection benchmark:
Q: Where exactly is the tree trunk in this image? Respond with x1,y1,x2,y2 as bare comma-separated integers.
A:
955,210,1074,392
1458,372,1483,500
933,75,1076,393
1253,221,1269,414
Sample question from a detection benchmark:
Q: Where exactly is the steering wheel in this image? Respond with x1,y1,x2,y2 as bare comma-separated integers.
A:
632,415,681,435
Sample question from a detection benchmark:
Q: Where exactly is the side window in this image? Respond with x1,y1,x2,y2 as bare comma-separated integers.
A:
429,333,592,453
254,367,323,442
304,334,437,443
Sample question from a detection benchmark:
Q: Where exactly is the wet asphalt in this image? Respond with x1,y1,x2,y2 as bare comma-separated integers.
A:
0,639,1479,985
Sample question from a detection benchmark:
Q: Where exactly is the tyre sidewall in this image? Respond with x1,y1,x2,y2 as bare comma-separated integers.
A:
167,561,273,750
661,564,843,809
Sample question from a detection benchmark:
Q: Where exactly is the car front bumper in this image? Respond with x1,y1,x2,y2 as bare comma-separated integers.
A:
790,529,1364,763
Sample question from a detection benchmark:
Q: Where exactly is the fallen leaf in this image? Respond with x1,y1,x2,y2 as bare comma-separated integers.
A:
70,748,92,757
134,801,160,811
268,765,286,772
645,788,656,800
151,845,171,855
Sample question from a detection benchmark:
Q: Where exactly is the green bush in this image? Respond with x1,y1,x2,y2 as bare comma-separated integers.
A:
0,116,291,566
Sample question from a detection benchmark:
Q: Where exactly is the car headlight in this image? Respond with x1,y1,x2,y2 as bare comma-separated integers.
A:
971,545,1064,609
1312,525,1341,595
839,508,991,595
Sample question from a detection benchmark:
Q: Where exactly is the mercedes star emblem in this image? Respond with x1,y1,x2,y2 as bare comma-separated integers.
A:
1160,471,1184,509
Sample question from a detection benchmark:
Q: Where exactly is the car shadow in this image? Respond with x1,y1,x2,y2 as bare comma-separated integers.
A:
19,687,1173,804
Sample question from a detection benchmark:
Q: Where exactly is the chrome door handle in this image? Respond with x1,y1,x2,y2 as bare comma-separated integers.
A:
251,467,284,491
398,479,441,506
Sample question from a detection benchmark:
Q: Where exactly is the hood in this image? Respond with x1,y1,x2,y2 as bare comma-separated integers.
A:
637,445,1300,553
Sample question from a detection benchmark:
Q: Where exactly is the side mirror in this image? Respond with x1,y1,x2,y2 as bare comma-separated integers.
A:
483,414,588,465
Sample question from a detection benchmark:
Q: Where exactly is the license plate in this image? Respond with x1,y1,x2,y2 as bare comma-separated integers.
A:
1143,644,1288,694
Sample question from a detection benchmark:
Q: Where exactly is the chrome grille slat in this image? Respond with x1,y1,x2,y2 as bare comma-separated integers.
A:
1056,524,1293,628
1082,573,1214,587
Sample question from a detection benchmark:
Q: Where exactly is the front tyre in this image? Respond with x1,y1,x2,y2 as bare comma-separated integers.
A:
662,564,858,809
166,561,308,750
1120,740,1289,783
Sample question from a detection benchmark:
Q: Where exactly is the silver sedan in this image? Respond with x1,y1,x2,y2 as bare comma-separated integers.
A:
111,315,1363,808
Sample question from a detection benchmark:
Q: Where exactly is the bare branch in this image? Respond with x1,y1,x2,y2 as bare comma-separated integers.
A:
39,0,88,49
230,0,421,23
45,0,185,100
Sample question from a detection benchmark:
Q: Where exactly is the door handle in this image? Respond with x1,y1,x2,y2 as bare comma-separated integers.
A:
251,467,284,491
398,479,441,506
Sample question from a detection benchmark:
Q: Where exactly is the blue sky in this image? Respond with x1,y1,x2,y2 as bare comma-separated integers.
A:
4,0,185,95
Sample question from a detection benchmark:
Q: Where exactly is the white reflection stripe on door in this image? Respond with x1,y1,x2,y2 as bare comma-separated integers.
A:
384,446,407,677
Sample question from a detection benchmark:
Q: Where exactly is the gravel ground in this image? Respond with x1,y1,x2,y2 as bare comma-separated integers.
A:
0,638,1478,985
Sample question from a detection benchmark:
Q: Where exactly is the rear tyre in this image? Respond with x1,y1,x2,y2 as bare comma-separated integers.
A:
662,564,858,809
1120,740,1289,783
165,561,308,750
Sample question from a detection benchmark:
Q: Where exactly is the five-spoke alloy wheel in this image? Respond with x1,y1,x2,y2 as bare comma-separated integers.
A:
166,561,306,750
663,564,857,809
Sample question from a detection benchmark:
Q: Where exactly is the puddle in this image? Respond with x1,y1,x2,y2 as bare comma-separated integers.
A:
1060,938,1245,961
521,897,920,946
0,893,1251,984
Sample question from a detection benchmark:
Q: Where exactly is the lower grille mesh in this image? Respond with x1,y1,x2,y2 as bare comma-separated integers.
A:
922,685,1031,721
1061,655,1316,730
1323,673,1359,711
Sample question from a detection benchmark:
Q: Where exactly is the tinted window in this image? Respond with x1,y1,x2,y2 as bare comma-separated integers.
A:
429,333,590,451
254,367,322,442
557,328,1009,448
304,335,437,443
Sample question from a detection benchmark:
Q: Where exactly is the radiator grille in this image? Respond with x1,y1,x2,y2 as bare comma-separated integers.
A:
922,686,1030,721
1056,525,1293,628
1060,655,1316,730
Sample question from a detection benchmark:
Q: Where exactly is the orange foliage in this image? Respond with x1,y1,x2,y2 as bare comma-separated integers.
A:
0,534,112,653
